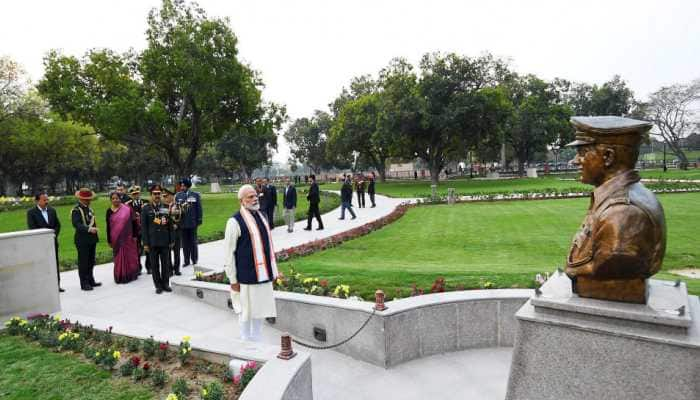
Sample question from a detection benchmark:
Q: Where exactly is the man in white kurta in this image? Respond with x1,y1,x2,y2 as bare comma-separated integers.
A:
223,184,277,342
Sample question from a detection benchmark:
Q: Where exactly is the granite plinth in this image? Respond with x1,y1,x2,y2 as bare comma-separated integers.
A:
532,272,691,328
506,276,700,400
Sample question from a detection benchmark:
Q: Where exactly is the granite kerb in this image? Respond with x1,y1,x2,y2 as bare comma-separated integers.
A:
172,274,532,368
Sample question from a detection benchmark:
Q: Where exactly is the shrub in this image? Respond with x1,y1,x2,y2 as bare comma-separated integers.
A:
200,381,224,400
178,336,192,365
157,342,170,361
126,338,141,353
171,377,191,400
237,361,259,390
3,317,27,336
143,336,157,358
151,368,168,388
119,361,136,377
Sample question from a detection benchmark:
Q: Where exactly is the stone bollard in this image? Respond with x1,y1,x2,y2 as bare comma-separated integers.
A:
431,185,438,202
277,333,297,360
374,289,388,311
447,188,456,205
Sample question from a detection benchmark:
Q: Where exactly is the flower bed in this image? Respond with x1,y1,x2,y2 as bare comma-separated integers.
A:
3,314,259,400
0,195,70,213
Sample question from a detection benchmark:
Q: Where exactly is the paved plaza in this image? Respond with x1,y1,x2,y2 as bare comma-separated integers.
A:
57,194,512,400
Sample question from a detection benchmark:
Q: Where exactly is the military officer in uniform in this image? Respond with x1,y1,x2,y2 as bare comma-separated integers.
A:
163,186,183,276
141,184,174,294
175,178,202,267
565,116,666,304
71,188,101,291
126,185,147,274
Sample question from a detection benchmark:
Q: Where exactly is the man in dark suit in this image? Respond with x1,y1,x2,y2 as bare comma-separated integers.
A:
142,184,174,294
263,178,277,229
175,178,202,267
282,177,297,233
368,172,377,208
304,174,324,230
27,192,64,292
71,188,101,291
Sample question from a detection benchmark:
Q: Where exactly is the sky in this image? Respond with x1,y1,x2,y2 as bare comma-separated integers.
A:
2,0,699,163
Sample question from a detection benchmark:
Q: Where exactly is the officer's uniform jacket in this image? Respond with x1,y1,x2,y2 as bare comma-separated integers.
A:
141,201,173,248
566,170,666,280
71,203,98,246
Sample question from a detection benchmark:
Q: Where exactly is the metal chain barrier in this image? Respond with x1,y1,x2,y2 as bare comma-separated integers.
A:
290,308,376,350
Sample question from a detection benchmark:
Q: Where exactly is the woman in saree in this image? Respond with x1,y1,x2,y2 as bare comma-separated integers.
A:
106,192,139,283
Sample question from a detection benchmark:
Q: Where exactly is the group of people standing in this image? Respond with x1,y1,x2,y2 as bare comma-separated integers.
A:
339,172,377,220
27,178,202,294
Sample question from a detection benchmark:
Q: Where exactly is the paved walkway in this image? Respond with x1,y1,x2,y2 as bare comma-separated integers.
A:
58,194,512,400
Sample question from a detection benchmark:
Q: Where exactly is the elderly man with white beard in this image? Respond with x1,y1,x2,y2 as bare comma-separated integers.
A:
223,184,279,342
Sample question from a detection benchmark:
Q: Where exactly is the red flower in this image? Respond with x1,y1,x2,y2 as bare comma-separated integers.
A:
130,356,141,367
143,362,150,370
319,279,328,288
159,343,169,351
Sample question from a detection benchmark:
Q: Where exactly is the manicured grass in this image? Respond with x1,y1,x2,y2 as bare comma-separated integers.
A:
639,168,700,180
325,170,700,199
280,193,700,299
0,334,154,400
639,150,700,162
0,191,340,269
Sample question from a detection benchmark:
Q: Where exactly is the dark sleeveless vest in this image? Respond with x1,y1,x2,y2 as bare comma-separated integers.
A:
233,211,274,284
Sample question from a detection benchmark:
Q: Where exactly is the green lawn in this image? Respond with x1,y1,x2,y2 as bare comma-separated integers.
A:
326,172,700,199
0,334,154,400
0,190,340,269
639,168,700,180
639,150,700,162
280,192,700,299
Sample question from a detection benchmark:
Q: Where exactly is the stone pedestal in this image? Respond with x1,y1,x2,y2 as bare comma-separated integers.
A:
210,182,221,193
526,167,538,178
0,229,61,325
506,272,699,400
486,171,500,179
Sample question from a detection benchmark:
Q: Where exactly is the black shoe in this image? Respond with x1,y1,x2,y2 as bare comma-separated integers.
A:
351,216,357,220
316,227,324,230
147,270,152,274
156,288,163,294
303,227,311,231
183,263,190,267
163,286,172,292
81,285,93,291
91,282,102,287
371,205,376,208
174,271,181,276
338,218,345,220
59,287,66,293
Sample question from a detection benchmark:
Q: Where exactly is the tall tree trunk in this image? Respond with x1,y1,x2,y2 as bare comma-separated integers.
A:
377,164,387,183
429,161,441,186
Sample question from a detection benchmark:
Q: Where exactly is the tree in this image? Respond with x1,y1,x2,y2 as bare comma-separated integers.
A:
284,111,335,175
38,0,263,178
642,79,700,169
216,102,286,179
381,53,511,184
563,75,635,116
504,74,573,175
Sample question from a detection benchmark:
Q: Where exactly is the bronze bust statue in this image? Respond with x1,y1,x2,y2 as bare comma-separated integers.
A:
565,116,666,303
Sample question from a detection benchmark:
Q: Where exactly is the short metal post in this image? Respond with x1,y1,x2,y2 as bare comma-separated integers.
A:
277,333,297,360
374,290,387,311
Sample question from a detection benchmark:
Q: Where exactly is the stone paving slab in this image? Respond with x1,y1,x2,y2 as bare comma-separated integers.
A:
56,193,511,400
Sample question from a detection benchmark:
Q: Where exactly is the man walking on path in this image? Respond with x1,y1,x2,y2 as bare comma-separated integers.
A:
304,174,324,230
264,178,277,229
355,175,366,208
368,172,377,208
224,185,278,342
176,178,202,267
71,188,101,291
339,177,357,220
27,192,64,292
282,177,297,233
141,184,174,294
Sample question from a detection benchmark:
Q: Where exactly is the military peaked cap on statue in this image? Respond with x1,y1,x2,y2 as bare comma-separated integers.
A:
566,116,653,148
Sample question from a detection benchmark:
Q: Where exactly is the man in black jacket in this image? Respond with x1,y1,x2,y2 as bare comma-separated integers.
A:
304,174,324,230
282,177,297,232
264,178,277,229
71,188,101,291
339,177,357,220
368,172,377,208
142,184,174,294
27,192,64,292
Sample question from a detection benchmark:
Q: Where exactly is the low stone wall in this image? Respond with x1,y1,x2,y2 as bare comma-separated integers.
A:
0,229,60,325
240,353,313,400
172,275,531,368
